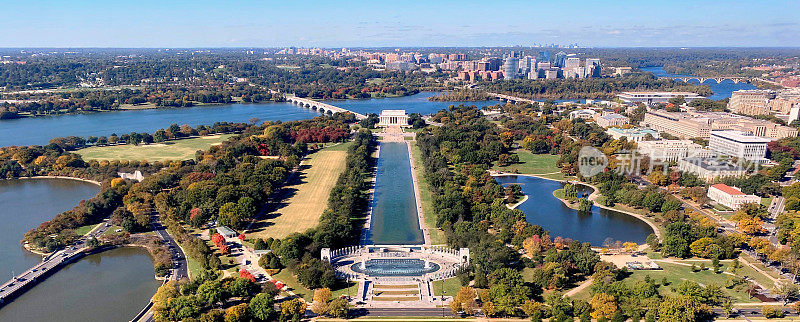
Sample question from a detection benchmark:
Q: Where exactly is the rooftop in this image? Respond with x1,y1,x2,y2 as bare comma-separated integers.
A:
599,113,628,120
711,184,745,196
380,109,407,116
607,127,659,136
710,130,772,143
681,157,745,172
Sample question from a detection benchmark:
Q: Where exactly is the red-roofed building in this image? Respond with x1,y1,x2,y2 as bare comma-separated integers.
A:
708,184,760,210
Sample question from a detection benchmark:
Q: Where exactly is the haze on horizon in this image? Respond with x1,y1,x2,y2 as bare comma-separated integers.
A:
1,0,799,48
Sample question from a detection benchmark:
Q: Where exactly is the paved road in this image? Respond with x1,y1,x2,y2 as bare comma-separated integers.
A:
132,214,189,322
352,307,456,317
150,213,188,280
0,221,112,305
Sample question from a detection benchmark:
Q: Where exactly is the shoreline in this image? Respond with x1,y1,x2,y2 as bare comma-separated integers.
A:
491,172,662,239
13,175,102,186
505,194,529,210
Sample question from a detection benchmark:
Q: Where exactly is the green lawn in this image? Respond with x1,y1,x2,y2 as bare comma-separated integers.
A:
432,277,462,297
761,197,773,207
100,225,124,236
411,142,446,244
74,223,100,236
493,150,562,177
331,281,359,299
271,269,359,302
623,262,762,303
273,269,313,302
77,134,234,161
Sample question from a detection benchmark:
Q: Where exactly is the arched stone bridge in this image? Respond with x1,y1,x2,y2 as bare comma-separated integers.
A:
286,96,367,120
663,76,750,84
487,92,537,104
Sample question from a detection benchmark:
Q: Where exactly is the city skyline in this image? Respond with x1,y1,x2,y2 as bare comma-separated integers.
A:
1,0,799,48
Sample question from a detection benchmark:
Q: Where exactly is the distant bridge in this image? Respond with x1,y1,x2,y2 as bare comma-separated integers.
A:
487,92,537,104
286,96,367,120
662,76,751,84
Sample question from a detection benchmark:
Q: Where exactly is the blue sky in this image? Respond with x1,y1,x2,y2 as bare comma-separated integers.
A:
1,0,799,47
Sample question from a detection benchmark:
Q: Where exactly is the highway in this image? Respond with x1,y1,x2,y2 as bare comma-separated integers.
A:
131,213,188,322
0,221,112,306
150,213,188,280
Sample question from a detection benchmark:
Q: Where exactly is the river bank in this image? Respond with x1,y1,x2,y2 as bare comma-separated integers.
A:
15,175,102,186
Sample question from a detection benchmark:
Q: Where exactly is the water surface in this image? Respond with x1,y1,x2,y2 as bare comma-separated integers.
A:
322,92,499,116
0,102,322,147
495,175,653,245
364,142,423,245
0,247,159,322
0,178,98,280
641,66,757,100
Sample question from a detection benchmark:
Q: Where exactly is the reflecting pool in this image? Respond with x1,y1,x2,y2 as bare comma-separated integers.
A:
363,142,423,245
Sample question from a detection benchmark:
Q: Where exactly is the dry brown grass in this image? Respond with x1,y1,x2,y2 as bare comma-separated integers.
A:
247,142,351,239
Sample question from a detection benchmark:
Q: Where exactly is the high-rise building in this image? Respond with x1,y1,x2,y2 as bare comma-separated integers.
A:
503,54,519,80
518,56,534,74
554,51,567,67
537,62,552,70
564,57,580,69
537,51,551,64
585,59,601,77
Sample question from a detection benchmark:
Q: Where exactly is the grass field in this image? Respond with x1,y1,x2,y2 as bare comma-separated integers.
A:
74,223,100,236
272,269,313,302
493,149,563,179
248,142,352,240
76,134,234,161
432,277,462,297
411,142,446,245
570,260,770,303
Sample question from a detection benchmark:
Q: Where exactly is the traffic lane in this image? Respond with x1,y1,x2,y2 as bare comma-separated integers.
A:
354,308,455,317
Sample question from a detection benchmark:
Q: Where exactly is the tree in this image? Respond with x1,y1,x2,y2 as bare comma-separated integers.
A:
152,281,180,312
590,293,617,320
657,296,707,322
689,237,716,258
281,298,307,321
218,202,245,229
249,293,276,321
197,280,225,307
450,286,478,315
481,301,496,317
224,303,250,322
646,233,660,251
311,288,332,316
328,298,350,318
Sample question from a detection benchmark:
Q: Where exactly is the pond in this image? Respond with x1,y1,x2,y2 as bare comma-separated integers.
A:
494,175,653,246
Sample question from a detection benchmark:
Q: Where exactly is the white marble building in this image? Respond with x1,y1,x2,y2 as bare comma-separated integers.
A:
378,109,409,127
